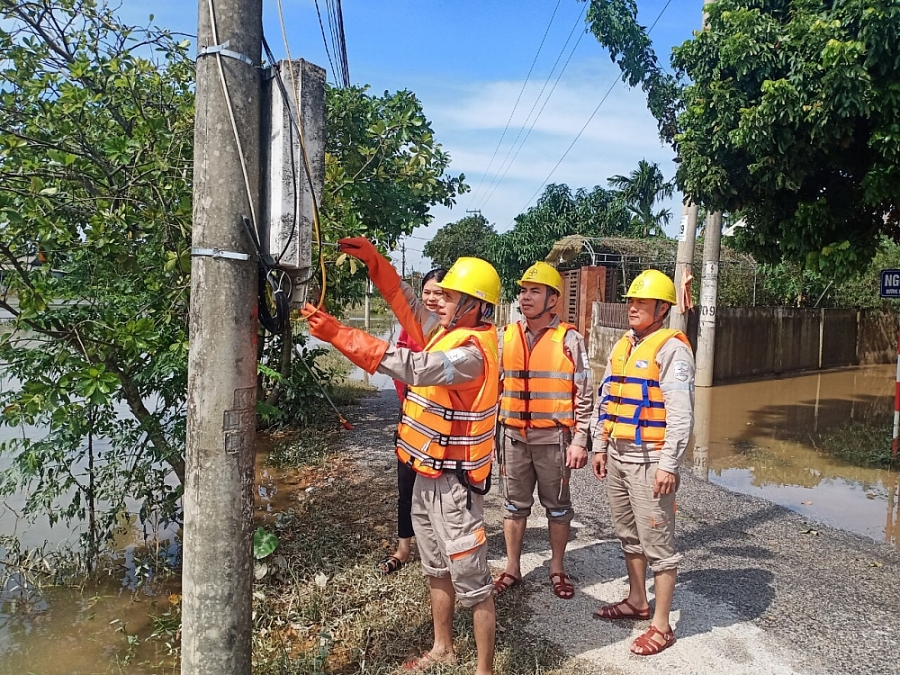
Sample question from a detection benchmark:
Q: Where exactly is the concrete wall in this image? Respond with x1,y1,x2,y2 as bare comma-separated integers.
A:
821,309,858,368
858,311,896,364
589,302,898,383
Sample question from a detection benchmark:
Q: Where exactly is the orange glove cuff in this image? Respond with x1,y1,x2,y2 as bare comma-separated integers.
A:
331,324,389,374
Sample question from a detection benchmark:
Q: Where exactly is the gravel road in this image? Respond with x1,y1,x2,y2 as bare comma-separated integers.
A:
346,390,900,675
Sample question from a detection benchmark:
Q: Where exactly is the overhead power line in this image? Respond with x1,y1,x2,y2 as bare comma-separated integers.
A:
476,3,588,212
512,0,676,224
312,0,338,81
314,0,350,86
465,0,563,210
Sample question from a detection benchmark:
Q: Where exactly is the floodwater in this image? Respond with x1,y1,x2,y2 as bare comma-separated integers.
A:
0,436,301,674
688,365,899,546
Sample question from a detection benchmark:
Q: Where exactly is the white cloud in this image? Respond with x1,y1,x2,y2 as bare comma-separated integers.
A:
399,58,683,273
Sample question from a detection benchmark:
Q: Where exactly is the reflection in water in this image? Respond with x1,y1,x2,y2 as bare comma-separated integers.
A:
315,316,398,390
887,473,900,547
692,387,712,482
685,365,899,546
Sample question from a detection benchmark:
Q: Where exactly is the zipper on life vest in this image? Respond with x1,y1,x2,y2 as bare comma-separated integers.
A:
520,323,531,426
612,336,639,438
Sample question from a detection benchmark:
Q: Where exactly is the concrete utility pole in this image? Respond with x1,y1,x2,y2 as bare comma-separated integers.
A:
183,0,262,673
401,243,406,279
695,210,722,387
670,199,699,333
692,386,712,481
694,0,721,387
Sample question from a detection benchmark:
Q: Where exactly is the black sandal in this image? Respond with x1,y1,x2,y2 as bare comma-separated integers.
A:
379,555,406,575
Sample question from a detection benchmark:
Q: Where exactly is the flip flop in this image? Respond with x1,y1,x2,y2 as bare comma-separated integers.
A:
630,625,676,656
492,572,521,596
400,651,457,671
379,555,406,575
549,572,575,599
593,598,651,620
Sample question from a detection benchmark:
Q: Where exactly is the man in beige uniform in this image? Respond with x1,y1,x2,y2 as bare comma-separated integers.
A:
591,269,694,656
494,262,593,600
306,237,500,675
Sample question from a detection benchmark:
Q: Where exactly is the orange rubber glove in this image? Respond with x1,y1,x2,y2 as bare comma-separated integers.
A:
303,304,389,375
339,237,401,295
338,237,425,346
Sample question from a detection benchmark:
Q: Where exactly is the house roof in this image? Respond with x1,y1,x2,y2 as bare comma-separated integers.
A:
544,234,754,268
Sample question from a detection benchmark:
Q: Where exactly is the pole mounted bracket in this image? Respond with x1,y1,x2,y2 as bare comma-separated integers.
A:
191,247,252,262
197,41,255,68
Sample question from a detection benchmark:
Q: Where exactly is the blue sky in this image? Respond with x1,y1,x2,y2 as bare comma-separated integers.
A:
119,0,706,272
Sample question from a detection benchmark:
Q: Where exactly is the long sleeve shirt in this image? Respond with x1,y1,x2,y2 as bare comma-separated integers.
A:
499,316,594,448
590,329,695,474
376,281,485,389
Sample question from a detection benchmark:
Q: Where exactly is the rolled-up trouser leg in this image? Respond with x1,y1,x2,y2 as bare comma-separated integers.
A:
532,442,574,523
411,474,494,607
608,458,682,572
500,435,536,520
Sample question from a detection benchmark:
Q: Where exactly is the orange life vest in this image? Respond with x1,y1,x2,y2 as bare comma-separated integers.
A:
499,321,577,429
395,325,499,485
601,328,691,446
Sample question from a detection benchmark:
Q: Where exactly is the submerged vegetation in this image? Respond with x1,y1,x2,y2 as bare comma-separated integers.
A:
813,416,896,469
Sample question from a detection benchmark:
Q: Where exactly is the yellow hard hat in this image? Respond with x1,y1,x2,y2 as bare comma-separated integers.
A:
438,257,501,305
625,269,677,305
518,261,563,294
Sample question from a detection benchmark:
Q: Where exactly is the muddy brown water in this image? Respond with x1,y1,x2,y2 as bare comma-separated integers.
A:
0,434,304,673
688,365,898,546
593,363,899,546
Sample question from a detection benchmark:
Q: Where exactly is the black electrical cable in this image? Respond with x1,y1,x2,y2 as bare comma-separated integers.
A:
241,215,291,335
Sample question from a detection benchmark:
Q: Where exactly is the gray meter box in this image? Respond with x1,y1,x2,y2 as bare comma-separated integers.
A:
261,59,326,306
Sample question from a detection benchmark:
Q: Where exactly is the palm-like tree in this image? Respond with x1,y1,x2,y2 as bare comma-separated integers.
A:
608,160,674,238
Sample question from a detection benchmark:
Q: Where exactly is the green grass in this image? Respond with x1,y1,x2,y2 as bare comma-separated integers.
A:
812,416,896,468
252,444,588,675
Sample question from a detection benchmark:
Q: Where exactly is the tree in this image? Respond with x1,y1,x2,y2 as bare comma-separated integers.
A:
584,0,681,144
321,85,467,308
0,1,468,556
587,0,900,276
489,183,631,298
0,0,192,557
672,0,900,275
608,159,674,237
423,214,497,270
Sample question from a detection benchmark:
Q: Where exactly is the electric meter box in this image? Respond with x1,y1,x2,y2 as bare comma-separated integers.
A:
260,59,326,307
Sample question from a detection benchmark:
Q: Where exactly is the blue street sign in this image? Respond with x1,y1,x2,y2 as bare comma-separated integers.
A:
881,269,900,298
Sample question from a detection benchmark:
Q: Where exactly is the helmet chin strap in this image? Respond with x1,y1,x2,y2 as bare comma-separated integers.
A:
448,295,479,329
528,288,556,320
632,300,667,339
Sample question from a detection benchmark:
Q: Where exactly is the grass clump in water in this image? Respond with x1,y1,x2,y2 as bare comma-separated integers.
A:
812,416,895,468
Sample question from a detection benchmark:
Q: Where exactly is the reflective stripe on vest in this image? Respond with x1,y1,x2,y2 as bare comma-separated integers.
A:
499,321,577,429
600,328,690,446
395,325,499,483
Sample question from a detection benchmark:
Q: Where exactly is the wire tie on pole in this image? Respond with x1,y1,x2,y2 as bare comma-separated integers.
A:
191,247,252,262
197,41,256,68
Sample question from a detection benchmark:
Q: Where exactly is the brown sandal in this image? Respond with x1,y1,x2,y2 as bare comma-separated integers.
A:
593,599,651,620
493,572,521,596
630,625,676,656
401,651,457,671
549,572,574,599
